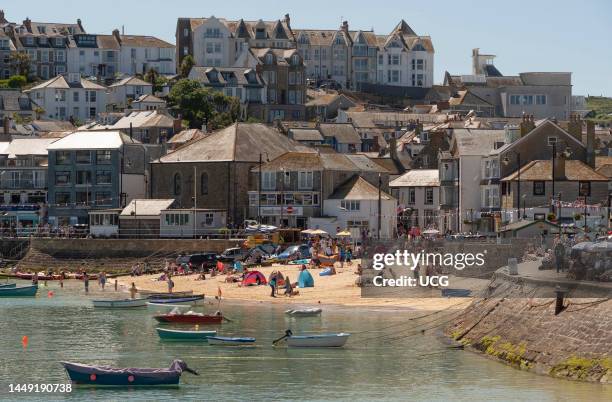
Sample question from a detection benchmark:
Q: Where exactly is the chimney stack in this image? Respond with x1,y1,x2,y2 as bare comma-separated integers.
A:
389,136,398,161
567,113,582,141
284,14,291,29
553,153,566,181
112,29,121,44
23,18,32,32
341,21,349,33
586,120,595,168
519,114,535,137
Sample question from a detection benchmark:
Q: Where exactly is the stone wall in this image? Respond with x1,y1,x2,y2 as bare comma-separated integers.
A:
447,273,611,383
30,238,238,259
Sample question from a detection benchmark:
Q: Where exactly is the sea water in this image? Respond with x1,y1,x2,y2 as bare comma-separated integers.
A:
0,281,610,401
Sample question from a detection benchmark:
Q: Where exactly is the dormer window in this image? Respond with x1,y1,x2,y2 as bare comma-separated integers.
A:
413,44,426,51
25,37,34,46
265,53,274,64
39,37,48,45
291,54,300,66
255,28,266,40
37,26,46,34
298,35,309,44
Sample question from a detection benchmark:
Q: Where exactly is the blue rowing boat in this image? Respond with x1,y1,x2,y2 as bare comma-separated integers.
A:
60,359,198,387
0,283,17,288
0,285,38,297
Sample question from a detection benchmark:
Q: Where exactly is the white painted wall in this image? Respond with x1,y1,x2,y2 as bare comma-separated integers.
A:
322,198,397,238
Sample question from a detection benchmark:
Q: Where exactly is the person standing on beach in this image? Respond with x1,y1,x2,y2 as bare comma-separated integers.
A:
167,274,174,294
129,282,138,299
99,272,107,290
83,272,89,293
269,276,277,298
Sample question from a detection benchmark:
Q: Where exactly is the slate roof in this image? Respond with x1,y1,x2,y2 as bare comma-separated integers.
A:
28,75,106,90
188,66,264,86
390,169,440,187
110,111,174,130
451,129,505,156
0,89,34,112
185,17,292,40
288,128,324,142
109,76,152,88
158,123,311,163
167,129,208,144
595,164,612,179
252,151,388,173
502,160,609,182
318,123,361,144
327,175,393,200
119,35,174,48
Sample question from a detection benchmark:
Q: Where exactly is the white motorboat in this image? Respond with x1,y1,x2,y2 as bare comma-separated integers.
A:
274,330,350,347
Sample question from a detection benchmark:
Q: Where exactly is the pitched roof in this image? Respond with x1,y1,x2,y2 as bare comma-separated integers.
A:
490,120,584,156
595,156,612,169
253,151,388,173
119,35,174,48
47,130,139,150
390,169,440,187
110,111,174,130
188,66,264,86
133,94,165,104
451,129,506,156
158,123,310,163
327,175,393,200
318,123,361,144
0,89,34,112
595,164,612,178
288,128,324,142
167,129,208,144
109,76,152,87
28,75,106,90
344,111,447,128
502,160,609,182
30,120,76,132
120,199,175,217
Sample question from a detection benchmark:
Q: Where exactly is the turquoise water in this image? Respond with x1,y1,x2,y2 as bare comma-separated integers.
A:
0,281,610,401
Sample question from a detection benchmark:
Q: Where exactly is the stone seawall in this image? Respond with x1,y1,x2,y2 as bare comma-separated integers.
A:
447,273,611,383
13,238,241,273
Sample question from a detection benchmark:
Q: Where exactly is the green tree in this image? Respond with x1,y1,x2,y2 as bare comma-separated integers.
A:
167,79,240,130
10,53,32,78
7,75,27,89
144,68,168,93
179,55,195,78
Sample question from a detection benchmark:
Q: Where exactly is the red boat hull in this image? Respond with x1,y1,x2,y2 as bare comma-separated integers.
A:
15,272,63,281
154,314,223,324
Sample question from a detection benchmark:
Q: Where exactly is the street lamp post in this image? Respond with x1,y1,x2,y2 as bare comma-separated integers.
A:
551,142,557,214
377,173,382,240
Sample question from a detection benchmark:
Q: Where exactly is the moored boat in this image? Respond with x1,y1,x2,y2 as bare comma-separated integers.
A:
15,272,63,281
0,283,17,288
146,291,194,299
0,285,38,297
156,327,217,341
273,330,349,347
154,313,223,325
92,298,148,308
60,359,198,386
285,308,322,316
147,295,205,305
207,336,256,346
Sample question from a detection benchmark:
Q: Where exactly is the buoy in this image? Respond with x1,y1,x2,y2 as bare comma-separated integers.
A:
90,374,96,381
47,291,54,298
128,375,135,383
21,335,28,348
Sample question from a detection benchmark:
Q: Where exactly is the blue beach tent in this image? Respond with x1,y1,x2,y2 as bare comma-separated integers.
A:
298,269,314,288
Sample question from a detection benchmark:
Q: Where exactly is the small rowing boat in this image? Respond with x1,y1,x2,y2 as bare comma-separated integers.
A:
0,283,17,288
92,298,148,308
273,330,350,348
207,336,256,346
60,359,198,386
156,328,217,341
0,285,38,297
285,308,322,317
15,272,63,281
146,291,194,299
147,295,205,305
154,313,223,325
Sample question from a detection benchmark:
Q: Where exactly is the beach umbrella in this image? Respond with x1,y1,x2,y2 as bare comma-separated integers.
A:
301,229,314,234
336,230,352,237
310,229,328,235
423,229,440,235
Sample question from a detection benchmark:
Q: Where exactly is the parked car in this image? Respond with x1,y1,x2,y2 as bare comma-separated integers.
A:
278,244,311,261
176,253,218,271
218,247,249,263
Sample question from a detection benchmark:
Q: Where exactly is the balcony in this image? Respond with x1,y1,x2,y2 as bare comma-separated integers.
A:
1,178,47,190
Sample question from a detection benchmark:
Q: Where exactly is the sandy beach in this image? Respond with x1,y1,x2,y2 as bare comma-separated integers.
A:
117,260,476,311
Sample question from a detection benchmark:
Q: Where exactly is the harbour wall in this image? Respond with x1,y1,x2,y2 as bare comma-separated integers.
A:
447,271,611,383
